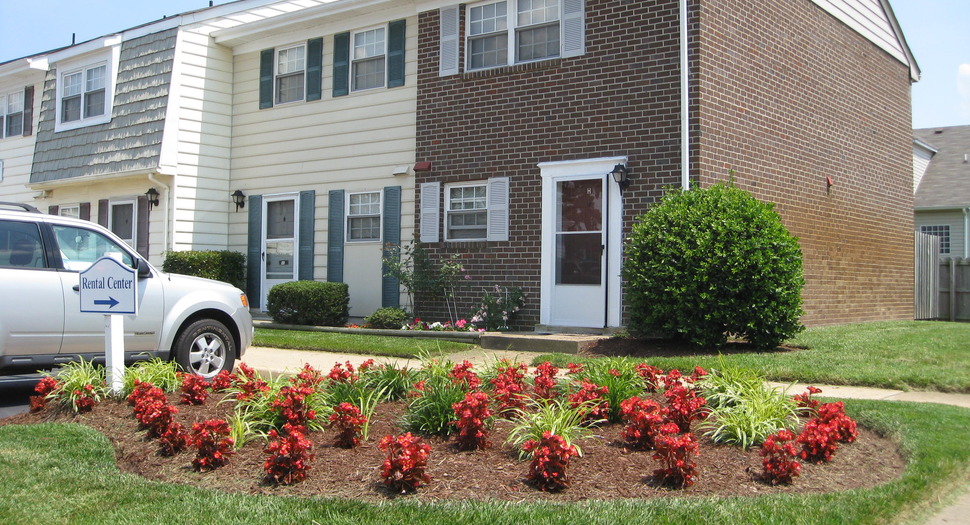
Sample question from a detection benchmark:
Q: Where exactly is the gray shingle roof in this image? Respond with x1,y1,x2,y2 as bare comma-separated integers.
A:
914,125,970,209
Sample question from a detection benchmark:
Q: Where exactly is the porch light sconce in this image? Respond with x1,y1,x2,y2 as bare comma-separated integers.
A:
231,190,246,212
610,164,630,191
145,187,160,210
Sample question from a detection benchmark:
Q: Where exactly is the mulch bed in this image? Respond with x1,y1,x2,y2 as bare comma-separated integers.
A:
1,391,905,503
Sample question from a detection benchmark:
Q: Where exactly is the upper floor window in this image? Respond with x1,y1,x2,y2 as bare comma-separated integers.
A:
921,225,951,255
276,44,306,104
467,0,561,70
62,64,106,123
2,91,24,138
352,28,387,91
347,191,382,241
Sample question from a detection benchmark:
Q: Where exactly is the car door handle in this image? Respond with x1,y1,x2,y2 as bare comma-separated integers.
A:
72,285,79,292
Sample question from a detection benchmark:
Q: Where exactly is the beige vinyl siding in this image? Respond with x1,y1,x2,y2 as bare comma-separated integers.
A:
163,29,236,253
0,94,39,203
913,144,933,193
228,15,418,314
916,209,966,259
811,0,906,64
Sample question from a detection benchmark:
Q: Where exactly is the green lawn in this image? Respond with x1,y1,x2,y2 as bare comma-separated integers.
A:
253,328,475,358
534,321,970,393
2,400,968,524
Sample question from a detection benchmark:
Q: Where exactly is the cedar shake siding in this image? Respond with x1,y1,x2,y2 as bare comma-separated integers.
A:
30,29,176,183
414,0,913,329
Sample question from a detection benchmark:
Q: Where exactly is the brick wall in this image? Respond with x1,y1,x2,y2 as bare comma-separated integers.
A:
414,0,914,329
695,0,915,325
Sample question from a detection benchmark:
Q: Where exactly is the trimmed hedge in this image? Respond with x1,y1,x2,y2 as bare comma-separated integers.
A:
266,281,350,327
622,182,804,349
162,250,245,289
364,307,410,329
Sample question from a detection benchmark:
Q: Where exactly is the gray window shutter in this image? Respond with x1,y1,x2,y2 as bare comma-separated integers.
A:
419,182,440,243
486,177,510,242
439,6,460,76
23,86,33,136
327,190,345,282
332,32,350,97
387,20,406,88
136,196,150,258
306,38,323,101
382,186,401,307
247,195,263,307
48,205,59,215
259,48,274,109
97,199,109,227
80,202,90,221
299,190,315,280
561,0,585,58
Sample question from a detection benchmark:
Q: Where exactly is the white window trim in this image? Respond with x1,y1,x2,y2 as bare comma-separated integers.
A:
351,25,388,92
1,89,24,139
445,181,488,241
54,47,119,132
345,190,383,243
275,43,307,105
442,178,509,242
920,224,951,255
465,0,568,71
108,198,137,249
59,204,81,219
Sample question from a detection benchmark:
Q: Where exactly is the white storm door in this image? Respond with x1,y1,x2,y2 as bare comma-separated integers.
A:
549,176,607,327
261,196,299,310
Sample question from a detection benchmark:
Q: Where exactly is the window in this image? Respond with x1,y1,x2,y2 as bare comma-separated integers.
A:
61,64,106,123
347,192,382,241
59,205,81,219
52,224,133,272
2,91,24,138
276,44,306,104
109,200,136,248
921,225,951,254
466,0,568,70
446,183,488,240
0,220,46,268
352,28,386,91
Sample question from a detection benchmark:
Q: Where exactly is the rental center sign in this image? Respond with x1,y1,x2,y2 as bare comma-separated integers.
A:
79,256,137,315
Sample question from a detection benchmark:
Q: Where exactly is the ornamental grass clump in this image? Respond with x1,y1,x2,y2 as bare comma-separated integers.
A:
506,398,593,459
697,364,800,448
523,432,579,492
122,358,181,395
379,432,432,494
47,358,108,413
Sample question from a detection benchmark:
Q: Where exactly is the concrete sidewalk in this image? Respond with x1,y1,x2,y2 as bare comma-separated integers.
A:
239,345,970,525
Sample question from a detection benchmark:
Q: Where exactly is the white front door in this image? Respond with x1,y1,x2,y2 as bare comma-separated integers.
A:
261,195,299,310
539,157,625,329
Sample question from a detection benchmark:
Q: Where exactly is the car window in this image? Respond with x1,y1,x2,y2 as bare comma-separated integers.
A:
52,224,134,271
0,220,47,269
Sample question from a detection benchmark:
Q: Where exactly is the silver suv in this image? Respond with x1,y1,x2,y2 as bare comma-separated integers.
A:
0,202,252,380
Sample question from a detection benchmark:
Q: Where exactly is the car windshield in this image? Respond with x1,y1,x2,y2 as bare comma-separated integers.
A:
52,224,134,271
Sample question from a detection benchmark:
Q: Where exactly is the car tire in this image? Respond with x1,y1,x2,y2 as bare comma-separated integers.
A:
174,319,236,379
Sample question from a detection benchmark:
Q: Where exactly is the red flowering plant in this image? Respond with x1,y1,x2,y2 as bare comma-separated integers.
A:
379,432,432,494
490,361,529,416
449,360,482,390
328,402,368,448
158,422,190,456
662,382,707,433
816,401,858,443
522,431,579,492
264,423,314,485
289,363,327,389
532,361,559,400
179,372,210,406
190,419,235,471
452,391,493,451
29,376,61,412
230,363,271,402
565,362,585,375
48,358,108,413
567,380,610,424
328,361,360,383
760,429,801,485
619,396,665,451
652,422,700,488
792,386,823,412
635,363,664,393
796,418,840,463
209,370,237,392
270,385,319,429
72,385,99,413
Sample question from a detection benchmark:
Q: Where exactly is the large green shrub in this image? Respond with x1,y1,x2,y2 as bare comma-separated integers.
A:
162,250,246,290
266,281,349,327
622,182,804,349
364,307,410,329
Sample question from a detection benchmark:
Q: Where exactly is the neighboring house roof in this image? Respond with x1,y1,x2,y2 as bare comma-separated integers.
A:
914,125,970,209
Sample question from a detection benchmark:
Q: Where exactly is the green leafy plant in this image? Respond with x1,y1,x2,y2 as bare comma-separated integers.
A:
122,358,181,396
505,398,596,459
382,240,469,320
572,358,645,422
266,280,350,326
47,358,110,412
364,307,411,329
698,373,800,448
162,250,245,289
471,285,525,331
402,372,469,436
623,180,805,349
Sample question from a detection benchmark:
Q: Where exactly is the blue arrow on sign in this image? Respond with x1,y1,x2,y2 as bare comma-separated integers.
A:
94,297,120,308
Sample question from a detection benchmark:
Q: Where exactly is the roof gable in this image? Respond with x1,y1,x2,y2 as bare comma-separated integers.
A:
914,126,970,209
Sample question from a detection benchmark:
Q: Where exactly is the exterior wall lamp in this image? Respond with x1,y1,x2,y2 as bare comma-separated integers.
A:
231,190,246,211
145,187,160,210
610,164,630,191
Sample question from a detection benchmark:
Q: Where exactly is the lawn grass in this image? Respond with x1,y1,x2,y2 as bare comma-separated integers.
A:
253,328,475,358
534,321,970,393
2,399,968,524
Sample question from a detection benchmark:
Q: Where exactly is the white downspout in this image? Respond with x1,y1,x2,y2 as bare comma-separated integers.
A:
964,207,969,259
680,0,690,190
147,172,170,262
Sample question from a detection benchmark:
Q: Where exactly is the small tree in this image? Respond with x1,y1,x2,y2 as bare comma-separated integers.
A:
623,181,804,349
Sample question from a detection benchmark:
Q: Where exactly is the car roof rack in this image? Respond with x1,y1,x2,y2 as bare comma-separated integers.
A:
0,201,42,213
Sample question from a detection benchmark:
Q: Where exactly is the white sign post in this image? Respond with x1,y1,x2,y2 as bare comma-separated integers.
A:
79,256,138,395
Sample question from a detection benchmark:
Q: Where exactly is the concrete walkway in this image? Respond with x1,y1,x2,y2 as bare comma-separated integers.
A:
239,345,970,525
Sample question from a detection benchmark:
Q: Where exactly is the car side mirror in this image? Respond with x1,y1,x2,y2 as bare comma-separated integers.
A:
136,258,153,278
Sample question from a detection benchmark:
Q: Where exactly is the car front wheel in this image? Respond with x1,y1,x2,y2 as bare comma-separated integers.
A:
174,319,236,379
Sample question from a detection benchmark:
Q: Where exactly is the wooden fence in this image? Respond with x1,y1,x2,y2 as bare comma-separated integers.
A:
938,258,970,322
915,231,970,321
